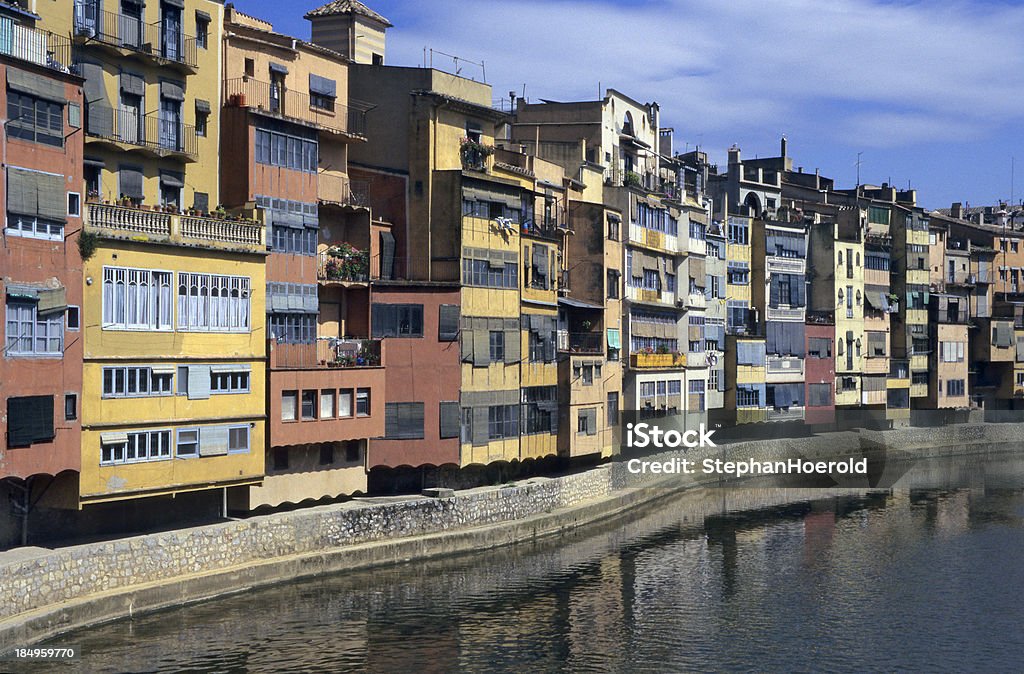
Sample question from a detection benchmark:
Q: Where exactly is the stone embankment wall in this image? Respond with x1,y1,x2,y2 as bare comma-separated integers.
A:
0,423,1019,650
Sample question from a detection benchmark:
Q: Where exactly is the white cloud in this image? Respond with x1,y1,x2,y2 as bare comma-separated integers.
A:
384,0,1024,149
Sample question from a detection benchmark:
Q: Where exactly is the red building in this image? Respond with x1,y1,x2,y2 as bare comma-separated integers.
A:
368,283,461,492
805,315,836,426
0,39,85,541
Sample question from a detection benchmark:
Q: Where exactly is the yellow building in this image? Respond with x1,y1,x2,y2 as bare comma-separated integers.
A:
37,0,223,210
79,203,266,505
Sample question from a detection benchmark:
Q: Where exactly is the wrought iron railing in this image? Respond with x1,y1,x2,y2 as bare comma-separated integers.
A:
73,4,197,68
86,105,198,158
224,77,367,137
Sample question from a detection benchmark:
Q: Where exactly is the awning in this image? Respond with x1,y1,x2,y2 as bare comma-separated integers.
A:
101,432,129,445
269,62,289,76
210,364,251,373
160,172,184,188
37,287,67,315
309,74,336,98
607,213,621,223
150,365,176,375
84,157,106,168
195,99,211,114
195,9,211,22
559,297,603,310
689,211,709,225
5,283,40,300
160,80,185,102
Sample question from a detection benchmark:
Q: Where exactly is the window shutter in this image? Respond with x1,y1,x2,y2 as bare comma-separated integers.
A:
504,319,520,364
548,405,559,433
199,426,229,456
586,408,597,435
472,406,488,446
187,365,211,400
460,323,473,363
439,401,460,438
438,304,459,341
472,327,489,367
160,80,185,101
7,395,53,447
79,62,113,137
6,168,37,217
193,192,209,213
308,73,337,97
384,403,399,438
379,231,395,280
769,276,780,308
119,166,144,200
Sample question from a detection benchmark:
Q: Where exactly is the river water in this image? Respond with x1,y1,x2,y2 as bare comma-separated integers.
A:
22,452,1024,673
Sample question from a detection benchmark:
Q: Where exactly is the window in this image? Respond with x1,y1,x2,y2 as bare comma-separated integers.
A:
6,395,53,447
196,13,209,49
385,402,425,439
7,92,63,147
101,430,171,465
67,192,81,218
338,389,353,417
607,269,620,299
301,391,317,420
64,393,77,421
196,112,208,137
709,369,720,391
356,388,370,416
211,369,250,394
666,273,676,293
640,382,656,398
736,385,761,407
946,379,965,397
582,364,593,385
68,102,81,128
439,305,460,341
282,391,297,421
320,389,335,418
345,441,361,462
177,272,251,332
608,216,620,241
462,258,519,289
488,404,519,440
176,429,198,457
244,58,255,77
101,267,174,331
727,218,749,245
319,445,334,466
940,341,965,363
521,387,556,435
607,392,619,426
273,448,289,471
6,214,64,241
5,300,63,355
66,305,80,331
577,411,589,435
808,383,832,407
489,330,505,362
103,366,174,397
372,304,424,338
808,337,832,358
727,262,750,285
254,128,318,173
270,314,315,344
440,401,461,438
228,426,249,453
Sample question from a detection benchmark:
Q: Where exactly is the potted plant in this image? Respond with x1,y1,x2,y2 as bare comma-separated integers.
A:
580,319,592,332
656,344,670,355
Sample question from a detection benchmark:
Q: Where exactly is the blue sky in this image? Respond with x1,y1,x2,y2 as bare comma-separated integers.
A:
234,0,1024,211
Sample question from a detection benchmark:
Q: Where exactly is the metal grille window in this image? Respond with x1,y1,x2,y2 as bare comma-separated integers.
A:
736,385,761,408
5,300,63,355
488,404,519,440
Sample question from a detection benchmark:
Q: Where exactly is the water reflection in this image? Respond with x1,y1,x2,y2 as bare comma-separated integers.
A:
24,451,1024,673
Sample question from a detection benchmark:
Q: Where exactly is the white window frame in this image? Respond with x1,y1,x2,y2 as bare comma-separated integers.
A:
176,272,251,333
102,266,174,331
4,299,63,356
100,429,172,465
227,425,250,454
5,213,64,241
67,191,81,217
176,427,199,458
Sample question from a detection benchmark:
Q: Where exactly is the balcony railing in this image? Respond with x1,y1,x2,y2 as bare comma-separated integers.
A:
224,77,367,137
272,338,382,369
73,4,197,69
85,202,264,249
767,407,805,422
0,24,73,72
767,356,804,376
318,173,369,208
630,352,686,369
86,105,198,159
558,332,603,354
318,248,371,283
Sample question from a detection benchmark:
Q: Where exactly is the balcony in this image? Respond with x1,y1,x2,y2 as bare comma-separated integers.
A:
767,257,805,274
73,4,197,71
767,306,804,321
767,407,805,422
459,140,492,171
85,202,264,252
271,338,382,370
557,331,603,355
0,25,72,72
888,360,910,388
318,174,370,208
317,247,371,285
86,106,198,161
687,292,706,309
767,356,804,378
224,77,367,139
630,352,686,369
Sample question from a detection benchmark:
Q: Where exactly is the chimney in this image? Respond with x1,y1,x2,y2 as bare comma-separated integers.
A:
780,136,787,159
728,144,741,165
950,202,963,219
